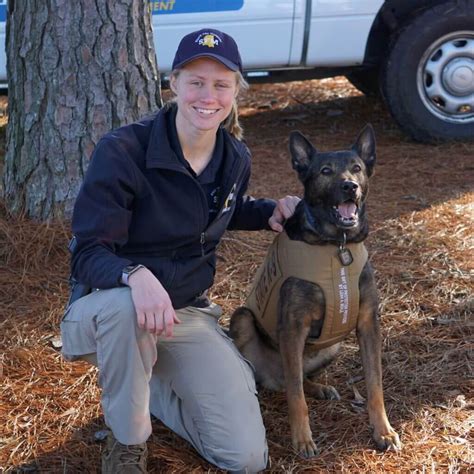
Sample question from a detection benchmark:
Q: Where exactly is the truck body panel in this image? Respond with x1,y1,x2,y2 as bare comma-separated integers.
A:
305,0,384,67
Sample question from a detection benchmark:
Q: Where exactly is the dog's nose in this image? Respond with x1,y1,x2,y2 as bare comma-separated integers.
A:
341,181,359,193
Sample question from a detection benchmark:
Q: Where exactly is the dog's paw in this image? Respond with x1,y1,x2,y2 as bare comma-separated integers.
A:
291,425,319,458
374,429,402,451
293,437,319,458
306,381,341,400
321,385,341,401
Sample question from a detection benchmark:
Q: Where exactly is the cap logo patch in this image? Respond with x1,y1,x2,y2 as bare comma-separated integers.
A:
196,32,221,48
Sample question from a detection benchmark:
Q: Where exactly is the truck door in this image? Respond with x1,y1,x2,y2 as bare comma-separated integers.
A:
150,0,297,72
305,0,384,66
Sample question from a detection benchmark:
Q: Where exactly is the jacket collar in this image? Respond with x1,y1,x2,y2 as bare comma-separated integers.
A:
145,104,183,170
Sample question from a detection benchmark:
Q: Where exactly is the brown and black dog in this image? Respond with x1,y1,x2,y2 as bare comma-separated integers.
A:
229,125,401,457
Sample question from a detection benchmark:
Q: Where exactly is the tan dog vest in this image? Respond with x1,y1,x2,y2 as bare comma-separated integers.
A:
245,231,368,349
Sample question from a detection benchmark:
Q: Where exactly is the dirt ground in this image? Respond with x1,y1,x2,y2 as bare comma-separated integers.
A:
0,78,473,473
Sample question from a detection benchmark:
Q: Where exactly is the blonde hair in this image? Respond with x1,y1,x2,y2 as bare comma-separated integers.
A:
169,69,249,140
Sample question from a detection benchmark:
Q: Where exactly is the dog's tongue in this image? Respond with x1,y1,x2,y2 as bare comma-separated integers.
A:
338,202,357,218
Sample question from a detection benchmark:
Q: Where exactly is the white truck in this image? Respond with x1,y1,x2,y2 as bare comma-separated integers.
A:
0,0,472,142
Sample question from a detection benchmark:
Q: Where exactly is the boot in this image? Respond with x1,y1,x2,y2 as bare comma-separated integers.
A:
102,431,148,473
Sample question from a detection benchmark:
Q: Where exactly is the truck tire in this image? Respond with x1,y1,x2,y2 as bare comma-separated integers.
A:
346,68,380,97
382,0,474,142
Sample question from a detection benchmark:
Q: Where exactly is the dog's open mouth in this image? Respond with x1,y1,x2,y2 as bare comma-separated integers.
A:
333,200,359,227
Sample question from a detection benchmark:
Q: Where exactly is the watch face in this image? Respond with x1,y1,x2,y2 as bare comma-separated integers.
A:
123,265,136,275
121,265,142,286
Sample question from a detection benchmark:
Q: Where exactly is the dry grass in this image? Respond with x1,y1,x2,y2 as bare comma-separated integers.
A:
1,79,473,473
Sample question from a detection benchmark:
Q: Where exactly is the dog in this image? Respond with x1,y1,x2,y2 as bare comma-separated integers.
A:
229,124,401,457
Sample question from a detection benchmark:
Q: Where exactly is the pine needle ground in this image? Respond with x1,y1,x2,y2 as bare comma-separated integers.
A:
1,79,472,473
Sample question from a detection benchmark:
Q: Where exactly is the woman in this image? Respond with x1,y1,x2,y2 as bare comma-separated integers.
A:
61,28,299,473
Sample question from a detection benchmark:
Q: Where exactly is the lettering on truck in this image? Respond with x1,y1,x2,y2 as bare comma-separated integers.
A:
150,1,176,12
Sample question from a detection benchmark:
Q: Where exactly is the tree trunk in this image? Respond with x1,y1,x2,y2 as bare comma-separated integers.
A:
3,0,162,220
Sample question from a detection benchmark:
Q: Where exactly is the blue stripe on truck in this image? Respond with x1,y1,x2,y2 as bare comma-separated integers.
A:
149,0,244,15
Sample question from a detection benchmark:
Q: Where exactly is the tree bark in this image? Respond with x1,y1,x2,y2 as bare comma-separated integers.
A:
3,0,162,220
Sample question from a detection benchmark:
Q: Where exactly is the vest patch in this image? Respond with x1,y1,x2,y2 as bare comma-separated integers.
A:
338,267,349,324
255,243,280,314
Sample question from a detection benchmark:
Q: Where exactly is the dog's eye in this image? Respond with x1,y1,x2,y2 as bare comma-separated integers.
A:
352,164,362,173
320,167,333,175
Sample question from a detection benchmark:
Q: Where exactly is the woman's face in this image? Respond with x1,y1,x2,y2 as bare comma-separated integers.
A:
171,58,238,136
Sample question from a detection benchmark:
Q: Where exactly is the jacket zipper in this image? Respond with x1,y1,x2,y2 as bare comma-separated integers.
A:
200,232,206,256
177,169,208,256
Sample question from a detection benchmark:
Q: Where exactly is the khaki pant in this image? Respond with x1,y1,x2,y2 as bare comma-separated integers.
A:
60,287,267,472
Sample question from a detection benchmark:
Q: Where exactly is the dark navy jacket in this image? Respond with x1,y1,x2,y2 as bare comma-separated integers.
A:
70,105,276,309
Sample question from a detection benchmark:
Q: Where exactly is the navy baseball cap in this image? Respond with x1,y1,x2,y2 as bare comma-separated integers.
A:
172,28,243,73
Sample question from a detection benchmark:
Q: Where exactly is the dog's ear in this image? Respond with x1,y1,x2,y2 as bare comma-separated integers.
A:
289,131,315,180
353,124,376,176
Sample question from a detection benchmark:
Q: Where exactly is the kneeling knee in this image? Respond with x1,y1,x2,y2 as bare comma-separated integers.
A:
95,288,138,333
231,448,267,473
211,437,268,473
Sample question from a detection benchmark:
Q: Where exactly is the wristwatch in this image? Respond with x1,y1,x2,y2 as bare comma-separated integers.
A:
121,264,145,286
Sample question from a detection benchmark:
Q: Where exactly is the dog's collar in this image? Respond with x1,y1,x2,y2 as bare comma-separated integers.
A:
339,231,347,246
303,202,353,265
303,202,346,242
302,202,319,234
338,232,354,265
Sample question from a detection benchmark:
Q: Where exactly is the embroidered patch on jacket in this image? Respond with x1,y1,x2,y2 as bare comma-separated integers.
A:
222,183,236,213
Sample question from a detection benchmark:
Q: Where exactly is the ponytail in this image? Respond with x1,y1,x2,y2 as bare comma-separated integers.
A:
222,72,249,141
222,100,243,140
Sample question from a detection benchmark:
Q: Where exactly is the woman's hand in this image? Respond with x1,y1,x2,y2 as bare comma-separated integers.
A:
128,267,181,337
268,195,301,232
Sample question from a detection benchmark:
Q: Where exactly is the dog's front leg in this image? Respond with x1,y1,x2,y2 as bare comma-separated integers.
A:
279,331,318,458
279,298,320,457
357,295,402,451
278,277,325,457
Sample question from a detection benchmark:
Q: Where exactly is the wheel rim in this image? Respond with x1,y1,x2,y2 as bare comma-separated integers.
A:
417,31,474,124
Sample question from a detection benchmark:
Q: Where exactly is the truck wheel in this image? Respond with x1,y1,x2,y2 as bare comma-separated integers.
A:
382,0,474,142
346,68,380,97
